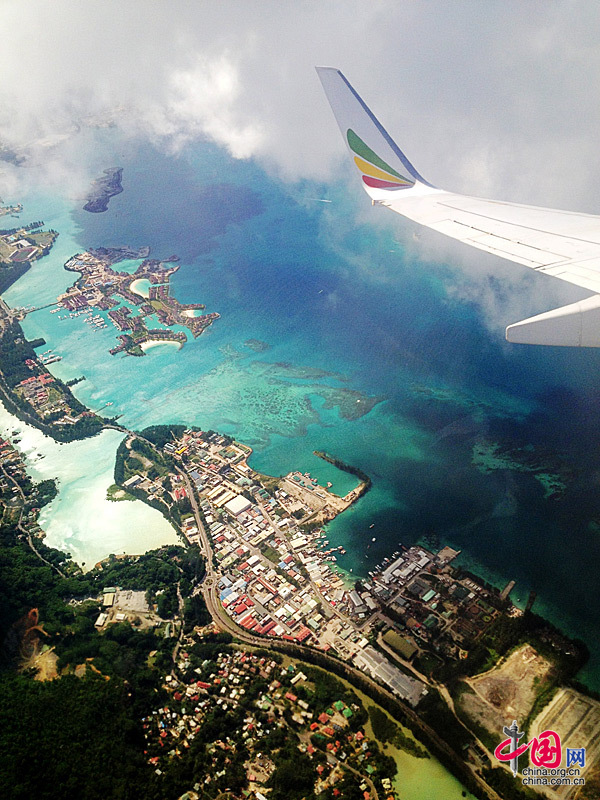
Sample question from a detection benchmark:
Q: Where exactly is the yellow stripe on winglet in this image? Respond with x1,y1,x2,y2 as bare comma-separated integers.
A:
353,156,409,184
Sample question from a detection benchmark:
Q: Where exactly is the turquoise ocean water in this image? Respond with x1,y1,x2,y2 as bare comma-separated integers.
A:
5,129,600,701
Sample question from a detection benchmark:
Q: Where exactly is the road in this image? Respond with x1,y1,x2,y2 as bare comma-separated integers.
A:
0,458,66,578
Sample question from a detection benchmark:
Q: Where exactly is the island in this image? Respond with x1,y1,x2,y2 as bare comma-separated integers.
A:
82,166,123,212
57,246,220,356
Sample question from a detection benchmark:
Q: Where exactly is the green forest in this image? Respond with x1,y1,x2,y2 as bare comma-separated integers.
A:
0,515,212,798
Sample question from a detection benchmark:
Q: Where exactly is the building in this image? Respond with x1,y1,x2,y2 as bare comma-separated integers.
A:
225,495,252,516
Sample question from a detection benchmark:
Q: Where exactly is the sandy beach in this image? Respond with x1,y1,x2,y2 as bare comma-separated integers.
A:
140,338,183,352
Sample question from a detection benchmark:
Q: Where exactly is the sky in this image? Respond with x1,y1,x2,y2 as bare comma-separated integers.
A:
1,0,599,327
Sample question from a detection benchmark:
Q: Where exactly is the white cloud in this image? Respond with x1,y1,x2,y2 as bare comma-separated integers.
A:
1,0,600,331
1,1,599,201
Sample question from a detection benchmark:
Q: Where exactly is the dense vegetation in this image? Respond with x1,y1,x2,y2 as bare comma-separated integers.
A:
368,704,429,758
137,424,187,449
0,514,215,799
0,262,30,293
0,672,154,800
0,322,46,387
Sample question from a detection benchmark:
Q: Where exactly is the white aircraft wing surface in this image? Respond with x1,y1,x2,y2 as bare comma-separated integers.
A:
317,66,600,347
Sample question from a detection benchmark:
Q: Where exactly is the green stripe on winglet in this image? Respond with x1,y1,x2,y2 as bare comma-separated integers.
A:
347,129,402,179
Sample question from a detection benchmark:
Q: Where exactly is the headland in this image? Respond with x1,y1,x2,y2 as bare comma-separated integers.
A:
0,217,58,293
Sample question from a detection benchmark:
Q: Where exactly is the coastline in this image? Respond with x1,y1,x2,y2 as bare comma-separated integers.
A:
140,338,183,352
129,278,150,298
4,176,600,798
0,399,178,567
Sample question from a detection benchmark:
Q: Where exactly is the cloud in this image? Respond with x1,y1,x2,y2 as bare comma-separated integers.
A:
1,0,599,329
0,1,597,195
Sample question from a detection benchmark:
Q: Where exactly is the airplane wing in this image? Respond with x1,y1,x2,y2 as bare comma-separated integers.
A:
316,66,600,347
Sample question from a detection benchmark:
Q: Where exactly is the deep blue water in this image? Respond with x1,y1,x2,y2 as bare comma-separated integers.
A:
8,129,600,688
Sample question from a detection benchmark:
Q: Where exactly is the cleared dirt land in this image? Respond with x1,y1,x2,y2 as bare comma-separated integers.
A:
530,687,600,799
458,644,553,740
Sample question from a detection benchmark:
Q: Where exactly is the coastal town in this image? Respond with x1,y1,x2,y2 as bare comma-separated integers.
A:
141,646,412,800
114,426,429,702
56,246,219,356
115,424,526,676
106,422,598,798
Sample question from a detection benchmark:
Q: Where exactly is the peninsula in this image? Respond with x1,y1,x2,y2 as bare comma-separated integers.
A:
58,246,220,356
83,166,123,212
0,219,58,293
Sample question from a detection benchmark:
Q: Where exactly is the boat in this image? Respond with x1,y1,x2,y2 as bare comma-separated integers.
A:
372,537,376,542
369,523,375,529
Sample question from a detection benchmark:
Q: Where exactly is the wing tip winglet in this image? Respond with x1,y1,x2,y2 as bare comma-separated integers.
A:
316,66,431,190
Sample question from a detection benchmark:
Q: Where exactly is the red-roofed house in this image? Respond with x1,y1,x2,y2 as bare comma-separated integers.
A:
295,626,311,643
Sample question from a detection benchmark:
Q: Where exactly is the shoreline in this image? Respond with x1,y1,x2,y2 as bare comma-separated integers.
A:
139,338,183,352
129,278,150,298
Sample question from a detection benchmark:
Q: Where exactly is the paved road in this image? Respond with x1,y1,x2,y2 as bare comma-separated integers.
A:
0,459,66,578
